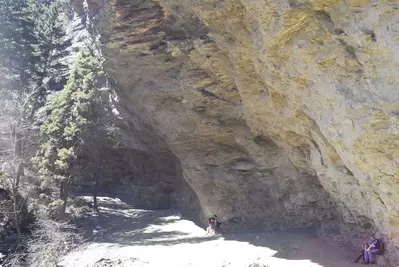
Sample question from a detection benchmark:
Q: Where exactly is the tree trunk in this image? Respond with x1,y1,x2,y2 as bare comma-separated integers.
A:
93,190,99,213
13,122,24,189
93,161,100,213
11,186,21,244
59,181,70,221
15,163,24,189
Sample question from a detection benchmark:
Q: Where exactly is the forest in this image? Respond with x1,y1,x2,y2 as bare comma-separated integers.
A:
0,0,111,265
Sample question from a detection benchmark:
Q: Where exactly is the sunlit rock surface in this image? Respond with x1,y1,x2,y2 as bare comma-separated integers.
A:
70,0,398,264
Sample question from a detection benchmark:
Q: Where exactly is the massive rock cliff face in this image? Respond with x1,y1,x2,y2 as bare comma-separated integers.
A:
72,0,398,264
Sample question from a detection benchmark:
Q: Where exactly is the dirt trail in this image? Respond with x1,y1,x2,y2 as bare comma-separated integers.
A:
60,197,367,267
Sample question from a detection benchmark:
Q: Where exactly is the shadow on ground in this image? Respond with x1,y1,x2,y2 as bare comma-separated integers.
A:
75,196,218,246
69,196,384,267
223,229,367,267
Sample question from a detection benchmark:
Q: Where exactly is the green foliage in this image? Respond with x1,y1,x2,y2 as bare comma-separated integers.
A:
31,0,71,107
0,0,39,89
0,0,70,110
48,199,64,208
34,45,102,196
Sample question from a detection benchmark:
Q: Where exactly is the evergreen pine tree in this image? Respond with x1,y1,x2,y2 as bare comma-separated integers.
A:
0,0,70,111
32,0,71,108
0,0,40,242
34,45,103,220
0,0,39,91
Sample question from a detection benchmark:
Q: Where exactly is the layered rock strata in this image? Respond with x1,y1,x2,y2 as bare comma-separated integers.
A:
72,0,398,264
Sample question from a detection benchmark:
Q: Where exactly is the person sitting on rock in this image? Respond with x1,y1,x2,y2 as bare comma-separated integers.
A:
363,233,381,265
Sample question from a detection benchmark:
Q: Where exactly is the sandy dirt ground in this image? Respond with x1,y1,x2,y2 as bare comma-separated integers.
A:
59,197,371,267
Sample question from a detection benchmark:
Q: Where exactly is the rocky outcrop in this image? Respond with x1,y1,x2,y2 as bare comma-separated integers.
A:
71,0,398,265
67,0,201,212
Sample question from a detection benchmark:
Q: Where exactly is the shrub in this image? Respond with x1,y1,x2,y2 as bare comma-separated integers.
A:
25,219,82,267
